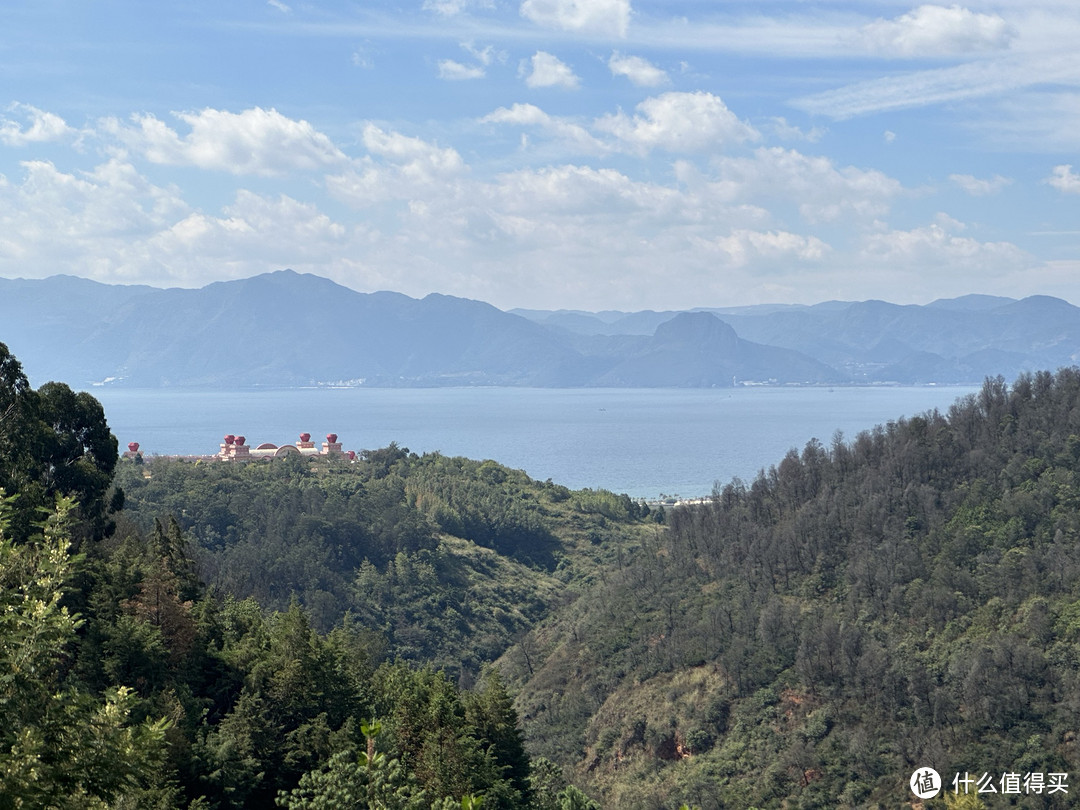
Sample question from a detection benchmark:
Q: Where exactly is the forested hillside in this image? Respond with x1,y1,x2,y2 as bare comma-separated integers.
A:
501,370,1080,808
113,448,656,679
10,325,1080,808
1,340,646,809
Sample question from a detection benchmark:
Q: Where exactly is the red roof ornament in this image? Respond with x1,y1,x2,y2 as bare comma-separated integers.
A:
128,442,140,453
326,433,338,443
224,435,235,445
235,436,246,446
300,432,311,443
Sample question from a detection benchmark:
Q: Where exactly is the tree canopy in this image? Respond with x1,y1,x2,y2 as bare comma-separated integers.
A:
0,496,168,808
502,371,1080,807
0,342,119,542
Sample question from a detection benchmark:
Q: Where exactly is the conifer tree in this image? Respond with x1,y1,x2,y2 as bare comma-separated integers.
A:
0,496,168,807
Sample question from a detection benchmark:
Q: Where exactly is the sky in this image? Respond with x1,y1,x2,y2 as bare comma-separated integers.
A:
2,0,1080,311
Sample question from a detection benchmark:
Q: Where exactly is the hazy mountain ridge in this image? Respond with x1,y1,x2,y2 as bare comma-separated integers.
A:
7,272,584,388
587,312,841,387
3,270,1078,387
518,293,1080,384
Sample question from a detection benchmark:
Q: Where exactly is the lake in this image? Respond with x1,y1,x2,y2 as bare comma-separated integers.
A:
93,385,981,500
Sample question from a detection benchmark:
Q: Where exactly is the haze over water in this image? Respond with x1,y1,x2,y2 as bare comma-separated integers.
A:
96,386,980,500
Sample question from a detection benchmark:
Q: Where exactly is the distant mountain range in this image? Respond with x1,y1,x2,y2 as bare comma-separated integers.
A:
2,270,1077,388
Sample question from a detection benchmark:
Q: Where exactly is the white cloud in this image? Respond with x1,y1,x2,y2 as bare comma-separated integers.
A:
360,125,464,175
520,0,631,37
267,0,290,12
151,190,348,266
713,147,903,223
326,125,465,207
480,103,607,153
950,173,1011,195
325,146,822,307
702,229,830,268
141,193,374,289
483,92,756,156
481,103,550,127
860,214,1027,273
462,42,502,66
0,158,190,282
0,74,1057,311
327,131,914,306
488,164,677,216
523,51,580,89
0,104,74,147
438,59,485,80
114,107,348,176
12,159,187,240
859,5,1015,57
0,154,376,288
227,191,345,242
767,117,825,143
595,91,758,154
608,52,668,86
0,126,1011,311
1048,164,1080,193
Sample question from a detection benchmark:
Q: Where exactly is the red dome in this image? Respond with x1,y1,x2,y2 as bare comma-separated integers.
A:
326,433,338,443
128,442,140,453
235,436,246,446
224,434,235,445
300,432,311,443
346,450,356,460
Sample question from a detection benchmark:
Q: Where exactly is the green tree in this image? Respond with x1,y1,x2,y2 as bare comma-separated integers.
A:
195,599,361,807
0,495,168,808
278,719,429,810
556,785,600,810
375,663,511,804
0,343,119,542
527,758,567,810
33,381,119,540
464,669,530,805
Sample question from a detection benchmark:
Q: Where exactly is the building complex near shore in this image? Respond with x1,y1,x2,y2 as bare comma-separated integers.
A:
218,432,355,461
122,433,357,462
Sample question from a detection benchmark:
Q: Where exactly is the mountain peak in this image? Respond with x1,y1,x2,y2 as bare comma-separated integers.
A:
653,311,738,344
927,294,1017,311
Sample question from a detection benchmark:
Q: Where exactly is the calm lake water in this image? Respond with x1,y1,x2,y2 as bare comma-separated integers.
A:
93,386,980,500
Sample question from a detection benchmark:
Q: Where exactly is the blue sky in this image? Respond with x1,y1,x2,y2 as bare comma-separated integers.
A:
2,0,1079,310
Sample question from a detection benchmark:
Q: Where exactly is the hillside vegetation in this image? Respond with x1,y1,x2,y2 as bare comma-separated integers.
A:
114,447,656,679
10,322,1080,807
2,340,657,809
500,370,1080,808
